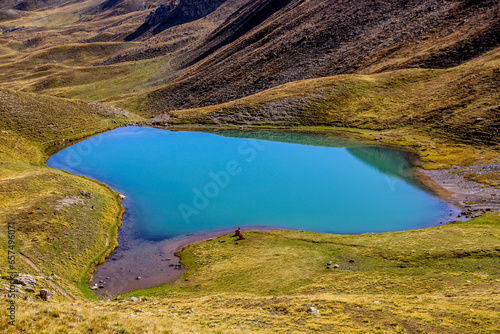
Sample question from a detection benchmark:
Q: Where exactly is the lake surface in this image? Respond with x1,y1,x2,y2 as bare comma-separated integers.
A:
48,126,454,239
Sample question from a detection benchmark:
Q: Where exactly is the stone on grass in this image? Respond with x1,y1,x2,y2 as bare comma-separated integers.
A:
39,289,51,301
307,306,321,317
14,274,36,287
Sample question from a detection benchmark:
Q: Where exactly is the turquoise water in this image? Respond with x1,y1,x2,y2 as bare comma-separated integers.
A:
47,126,453,240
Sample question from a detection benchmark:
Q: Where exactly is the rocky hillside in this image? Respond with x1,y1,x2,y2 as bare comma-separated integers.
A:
134,0,499,114
125,0,229,40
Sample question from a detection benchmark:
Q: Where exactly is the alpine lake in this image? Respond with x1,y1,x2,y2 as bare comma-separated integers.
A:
47,126,458,293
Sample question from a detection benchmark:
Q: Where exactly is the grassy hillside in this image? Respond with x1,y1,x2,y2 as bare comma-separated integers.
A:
0,88,141,299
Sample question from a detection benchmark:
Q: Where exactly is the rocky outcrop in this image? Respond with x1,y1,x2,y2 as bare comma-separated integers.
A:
126,0,228,40
14,274,36,287
143,0,180,26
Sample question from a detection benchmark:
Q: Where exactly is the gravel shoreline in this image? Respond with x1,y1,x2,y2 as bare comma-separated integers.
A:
418,163,500,219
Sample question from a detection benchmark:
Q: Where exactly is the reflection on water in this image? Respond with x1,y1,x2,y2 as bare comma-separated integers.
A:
210,129,416,184
47,126,454,241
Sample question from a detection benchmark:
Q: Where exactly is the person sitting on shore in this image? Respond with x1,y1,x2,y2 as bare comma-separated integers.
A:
234,227,245,240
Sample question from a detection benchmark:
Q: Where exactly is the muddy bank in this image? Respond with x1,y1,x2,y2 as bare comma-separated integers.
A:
92,222,287,296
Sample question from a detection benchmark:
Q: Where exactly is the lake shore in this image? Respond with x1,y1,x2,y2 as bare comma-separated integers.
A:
92,225,289,296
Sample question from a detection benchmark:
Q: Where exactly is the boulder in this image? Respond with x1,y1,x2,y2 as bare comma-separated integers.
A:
14,274,36,287
39,289,51,301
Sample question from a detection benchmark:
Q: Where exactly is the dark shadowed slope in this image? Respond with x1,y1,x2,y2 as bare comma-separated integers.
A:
125,0,229,40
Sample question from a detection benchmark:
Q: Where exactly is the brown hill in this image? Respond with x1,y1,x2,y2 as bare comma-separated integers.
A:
134,0,499,115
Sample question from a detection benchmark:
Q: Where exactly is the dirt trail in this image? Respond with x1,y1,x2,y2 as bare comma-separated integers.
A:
19,252,76,301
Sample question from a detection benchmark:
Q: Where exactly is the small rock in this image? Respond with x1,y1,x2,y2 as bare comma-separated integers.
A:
24,287,35,293
219,240,225,243
130,297,140,302
24,296,33,302
32,237,39,242
136,277,141,280
348,259,355,263
99,280,104,283
119,194,126,199
332,264,340,268
12,286,23,293
306,306,320,317
80,190,92,197
135,309,145,313
39,289,51,301
327,261,333,266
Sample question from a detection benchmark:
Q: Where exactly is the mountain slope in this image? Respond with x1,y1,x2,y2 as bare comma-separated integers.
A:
129,0,500,114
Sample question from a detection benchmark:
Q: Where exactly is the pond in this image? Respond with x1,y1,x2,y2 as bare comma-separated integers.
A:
47,126,456,292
